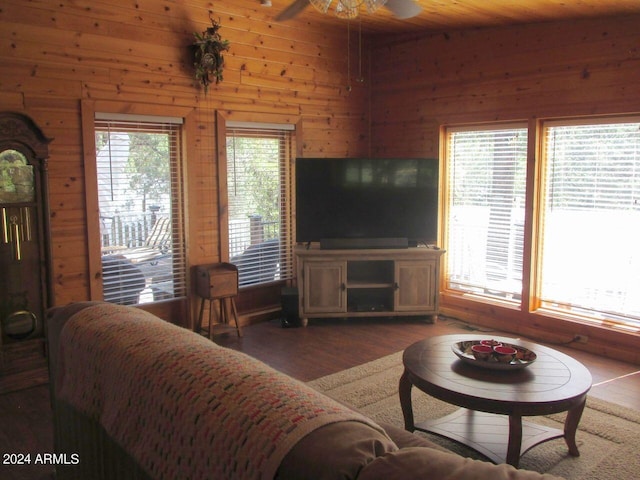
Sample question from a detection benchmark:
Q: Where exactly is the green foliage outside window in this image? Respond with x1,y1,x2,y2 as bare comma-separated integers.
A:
227,136,281,226
95,132,170,212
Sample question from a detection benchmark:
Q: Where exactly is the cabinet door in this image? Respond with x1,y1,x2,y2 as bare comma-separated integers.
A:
394,260,436,311
303,261,347,314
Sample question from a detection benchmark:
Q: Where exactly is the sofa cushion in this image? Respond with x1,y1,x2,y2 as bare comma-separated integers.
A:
276,421,397,480
378,421,450,452
358,447,564,480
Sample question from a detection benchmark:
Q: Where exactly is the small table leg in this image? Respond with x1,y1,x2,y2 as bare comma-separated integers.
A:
399,369,415,431
229,297,242,337
564,397,587,456
507,414,524,467
204,299,224,340
196,297,205,334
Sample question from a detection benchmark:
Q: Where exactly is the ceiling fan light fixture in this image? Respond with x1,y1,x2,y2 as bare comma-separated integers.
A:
339,0,363,8
335,1,359,19
278,0,420,21
364,0,388,14
309,0,332,14
335,0,389,19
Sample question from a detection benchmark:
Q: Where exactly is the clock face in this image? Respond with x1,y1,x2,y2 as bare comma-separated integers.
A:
0,149,35,204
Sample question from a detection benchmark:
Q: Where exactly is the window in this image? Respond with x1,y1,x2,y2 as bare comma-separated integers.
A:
444,125,528,303
539,119,640,327
444,117,640,332
95,114,186,305
225,124,294,287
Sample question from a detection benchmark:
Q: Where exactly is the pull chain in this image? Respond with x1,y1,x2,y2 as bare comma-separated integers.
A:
357,17,364,83
347,20,352,92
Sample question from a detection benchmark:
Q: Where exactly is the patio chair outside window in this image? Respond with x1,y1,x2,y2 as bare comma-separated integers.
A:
117,216,172,265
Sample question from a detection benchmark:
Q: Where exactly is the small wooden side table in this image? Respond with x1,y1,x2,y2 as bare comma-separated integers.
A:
194,263,242,338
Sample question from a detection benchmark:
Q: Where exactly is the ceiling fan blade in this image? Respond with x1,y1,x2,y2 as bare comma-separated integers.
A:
384,0,422,19
275,0,310,21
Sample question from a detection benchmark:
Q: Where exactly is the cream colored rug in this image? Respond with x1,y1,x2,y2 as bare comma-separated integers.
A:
308,351,640,480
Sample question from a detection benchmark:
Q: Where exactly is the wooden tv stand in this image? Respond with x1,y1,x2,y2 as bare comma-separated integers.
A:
295,245,444,326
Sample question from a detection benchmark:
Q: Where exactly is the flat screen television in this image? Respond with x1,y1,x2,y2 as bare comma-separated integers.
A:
296,158,439,248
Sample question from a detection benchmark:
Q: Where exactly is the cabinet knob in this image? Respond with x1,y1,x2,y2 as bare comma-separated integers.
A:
340,283,346,291
394,282,400,290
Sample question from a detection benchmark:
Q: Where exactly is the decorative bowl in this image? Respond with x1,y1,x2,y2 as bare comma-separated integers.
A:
452,340,537,371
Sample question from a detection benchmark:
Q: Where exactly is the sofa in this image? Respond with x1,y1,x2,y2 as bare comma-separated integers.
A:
47,302,562,480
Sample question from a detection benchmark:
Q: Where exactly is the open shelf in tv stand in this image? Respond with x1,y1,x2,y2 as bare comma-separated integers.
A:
295,246,444,326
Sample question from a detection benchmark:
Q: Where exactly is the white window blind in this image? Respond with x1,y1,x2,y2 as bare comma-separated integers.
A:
226,126,293,287
95,116,186,305
540,120,640,327
445,126,528,302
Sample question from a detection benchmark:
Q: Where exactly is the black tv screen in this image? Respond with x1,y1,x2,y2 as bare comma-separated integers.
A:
296,158,439,245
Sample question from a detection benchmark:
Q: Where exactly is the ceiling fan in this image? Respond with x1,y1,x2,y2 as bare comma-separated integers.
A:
276,0,423,22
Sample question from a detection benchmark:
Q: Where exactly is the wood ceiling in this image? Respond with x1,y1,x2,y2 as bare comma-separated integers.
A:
268,0,640,34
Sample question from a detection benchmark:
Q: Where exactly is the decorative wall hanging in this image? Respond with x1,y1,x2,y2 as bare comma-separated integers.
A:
192,16,230,93
276,0,422,21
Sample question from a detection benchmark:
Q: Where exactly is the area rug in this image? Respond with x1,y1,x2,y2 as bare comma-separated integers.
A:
308,351,640,480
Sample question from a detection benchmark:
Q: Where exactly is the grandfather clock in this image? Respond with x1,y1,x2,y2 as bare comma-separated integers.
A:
0,112,52,393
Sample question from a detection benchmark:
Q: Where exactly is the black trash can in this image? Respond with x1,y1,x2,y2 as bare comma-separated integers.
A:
280,287,300,328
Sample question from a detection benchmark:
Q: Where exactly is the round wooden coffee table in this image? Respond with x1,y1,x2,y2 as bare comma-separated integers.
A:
399,334,592,467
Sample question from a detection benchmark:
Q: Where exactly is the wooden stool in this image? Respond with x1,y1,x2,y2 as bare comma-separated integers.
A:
194,263,242,338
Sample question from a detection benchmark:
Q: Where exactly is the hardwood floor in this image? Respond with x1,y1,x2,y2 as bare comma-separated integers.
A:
1,315,639,480
215,316,640,410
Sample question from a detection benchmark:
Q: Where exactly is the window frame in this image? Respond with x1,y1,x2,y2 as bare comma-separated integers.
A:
225,123,295,287
215,112,300,314
441,115,640,334
82,101,191,318
442,122,529,307
535,115,640,330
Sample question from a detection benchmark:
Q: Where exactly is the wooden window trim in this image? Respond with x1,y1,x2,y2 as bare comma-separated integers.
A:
81,100,193,322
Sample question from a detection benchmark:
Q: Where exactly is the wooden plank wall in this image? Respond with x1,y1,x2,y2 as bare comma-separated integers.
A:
370,14,640,157
368,14,640,363
0,0,368,320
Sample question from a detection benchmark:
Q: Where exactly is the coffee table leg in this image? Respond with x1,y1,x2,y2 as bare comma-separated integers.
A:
399,369,415,431
506,414,523,467
564,397,587,456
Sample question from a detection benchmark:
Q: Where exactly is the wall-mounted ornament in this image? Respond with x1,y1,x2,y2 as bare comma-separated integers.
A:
192,16,230,93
